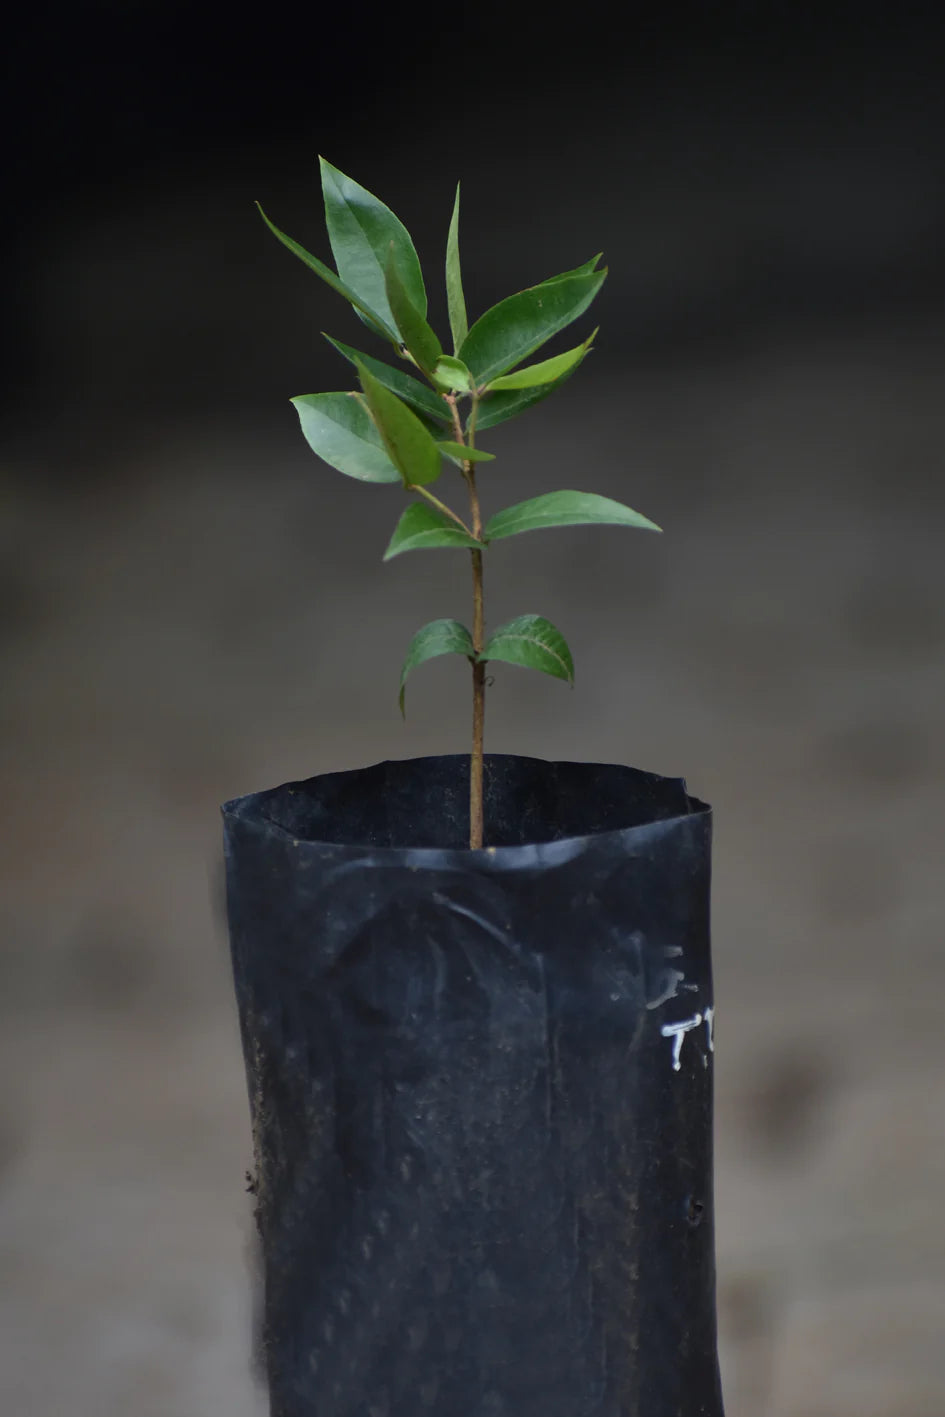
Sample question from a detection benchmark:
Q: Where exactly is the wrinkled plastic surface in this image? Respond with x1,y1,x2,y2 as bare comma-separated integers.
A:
223,754,724,1417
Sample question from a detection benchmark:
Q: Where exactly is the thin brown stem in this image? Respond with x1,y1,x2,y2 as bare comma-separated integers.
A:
445,392,466,446
456,392,487,849
467,444,486,847
470,648,485,848
469,547,485,847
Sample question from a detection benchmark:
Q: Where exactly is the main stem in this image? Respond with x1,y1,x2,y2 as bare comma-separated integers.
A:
469,528,485,849
448,394,486,849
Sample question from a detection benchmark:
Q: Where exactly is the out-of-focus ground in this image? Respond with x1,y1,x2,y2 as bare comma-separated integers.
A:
2,60,945,1417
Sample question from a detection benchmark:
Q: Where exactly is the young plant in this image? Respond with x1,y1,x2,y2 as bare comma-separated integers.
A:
260,159,661,849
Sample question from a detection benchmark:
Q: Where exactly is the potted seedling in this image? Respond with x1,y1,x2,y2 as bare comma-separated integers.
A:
223,160,725,1417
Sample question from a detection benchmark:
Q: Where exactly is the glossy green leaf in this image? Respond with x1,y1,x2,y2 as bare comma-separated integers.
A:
431,355,474,393
484,490,662,541
356,361,442,487
320,157,427,336
459,267,606,385
484,329,597,391
436,441,495,463
446,183,468,354
384,246,442,374
291,393,401,483
399,618,475,715
384,503,482,560
481,614,574,685
324,335,450,426
474,367,578,432
258,205,397,342
544,253,602,280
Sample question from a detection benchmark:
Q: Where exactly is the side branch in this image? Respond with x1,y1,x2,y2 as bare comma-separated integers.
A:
411,484,476,536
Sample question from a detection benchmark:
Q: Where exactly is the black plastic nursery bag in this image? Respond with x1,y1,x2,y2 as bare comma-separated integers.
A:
223,753,724,1417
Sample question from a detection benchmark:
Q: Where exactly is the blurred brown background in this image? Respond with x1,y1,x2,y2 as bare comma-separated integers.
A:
2,5,944,1414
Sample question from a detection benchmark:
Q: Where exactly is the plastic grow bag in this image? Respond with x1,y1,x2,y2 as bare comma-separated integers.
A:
223,753,724,1417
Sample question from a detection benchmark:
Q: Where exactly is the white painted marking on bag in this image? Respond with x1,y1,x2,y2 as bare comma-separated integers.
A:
646,968,686,1010
661,1013,703,1071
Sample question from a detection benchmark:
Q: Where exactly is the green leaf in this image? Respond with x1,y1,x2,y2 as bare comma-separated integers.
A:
446,183,468,354
399,618,475,715
436,441,495,464
484,490,662,541
356,361,442,487
258,205,398,342
324,335,450,426
545,253,603,280
459,267,606,385
384,503,482,560
474,368,578,432
484,329,597,392
481,614,575,685
320,157,427,337
291,393,401,483
431,355,474,393
384,245,442,374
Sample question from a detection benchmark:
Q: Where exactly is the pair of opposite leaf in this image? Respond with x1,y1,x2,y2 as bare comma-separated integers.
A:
260,157,661,710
